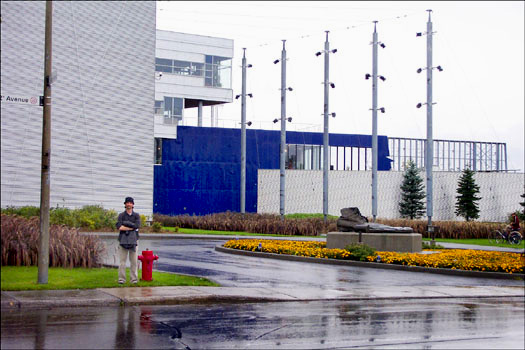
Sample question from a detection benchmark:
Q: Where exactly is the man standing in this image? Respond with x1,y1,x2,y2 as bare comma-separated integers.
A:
116,197,141,284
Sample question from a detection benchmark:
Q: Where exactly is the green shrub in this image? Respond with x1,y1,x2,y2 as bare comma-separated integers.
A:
1,206,40,218
151,221,163,232
1,205,117,230
422,241,445,249
344,243,376,261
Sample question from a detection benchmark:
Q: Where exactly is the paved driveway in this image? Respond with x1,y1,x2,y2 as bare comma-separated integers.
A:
101,238,524,289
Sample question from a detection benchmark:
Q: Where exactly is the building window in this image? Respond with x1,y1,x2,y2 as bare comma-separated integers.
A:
154,138,162,165
205,55,232,88
155,57,205,78
155,97,183,125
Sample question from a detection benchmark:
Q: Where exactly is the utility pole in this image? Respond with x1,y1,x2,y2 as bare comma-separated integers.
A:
417,9,442,242
322,32,330,223
369,21,386,222
240,48,247,213
279,40,287,221
315,31,337,223
371,23,379,223
425,10,434,236
38,0,52,284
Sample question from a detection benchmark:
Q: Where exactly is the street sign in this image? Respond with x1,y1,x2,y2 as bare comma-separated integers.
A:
0,94,40,106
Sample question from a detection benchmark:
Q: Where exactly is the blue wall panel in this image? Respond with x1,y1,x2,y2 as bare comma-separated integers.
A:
154,126,391,216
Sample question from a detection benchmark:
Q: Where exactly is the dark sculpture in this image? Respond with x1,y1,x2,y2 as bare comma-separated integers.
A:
336,207,413,233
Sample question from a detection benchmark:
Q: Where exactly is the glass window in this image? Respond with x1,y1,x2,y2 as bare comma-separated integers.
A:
154,100,164,115
155,58,172,73
163,97,183,125
286,144,297,169
173,60,192,75
154,138,162,165
296,145,304,170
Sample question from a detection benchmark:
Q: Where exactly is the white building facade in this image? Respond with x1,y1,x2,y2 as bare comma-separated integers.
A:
154,30,234,140
1,1,156,216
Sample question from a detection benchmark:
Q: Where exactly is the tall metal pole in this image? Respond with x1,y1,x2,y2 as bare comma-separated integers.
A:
322,31,330,223
426,10,434,231
371,22,379,222
38,0,52,284
279,40,287,220
240,49,247,213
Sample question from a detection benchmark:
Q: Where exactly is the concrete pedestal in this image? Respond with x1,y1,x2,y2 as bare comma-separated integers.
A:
327,232,422,253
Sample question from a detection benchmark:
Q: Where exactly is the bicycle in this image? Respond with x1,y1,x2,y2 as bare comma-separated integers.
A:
489,230,523,245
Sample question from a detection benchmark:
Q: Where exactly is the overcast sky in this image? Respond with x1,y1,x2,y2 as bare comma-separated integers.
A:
157,1,524,172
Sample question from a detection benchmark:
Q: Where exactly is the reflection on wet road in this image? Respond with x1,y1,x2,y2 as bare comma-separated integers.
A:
2,298,523,349
102,238,525,289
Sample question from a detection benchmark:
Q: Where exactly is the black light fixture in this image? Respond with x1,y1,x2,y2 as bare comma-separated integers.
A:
287,87,293,91
330,83,335,88
380,43,386,49
365,73,371,80
331,112,336,118
247,93,253,98
315,51,322,56
331,49,337,54
416,32,422,37
273,59,280,64
417,68,422,74
437,65,443,72
416,103,423,108
273,118,279,124
235,95,241,99
286,117,292,122
247,64,253,68
379,107,385,113
246,121,252,126
379,75,386,81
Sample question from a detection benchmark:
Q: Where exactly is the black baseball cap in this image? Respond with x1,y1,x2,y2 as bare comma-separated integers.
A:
124,197,134,204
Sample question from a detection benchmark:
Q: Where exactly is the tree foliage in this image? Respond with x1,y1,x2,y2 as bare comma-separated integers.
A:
399,161,426,220
455,168,482,221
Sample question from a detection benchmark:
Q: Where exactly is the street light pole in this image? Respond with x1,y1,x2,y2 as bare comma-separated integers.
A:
371,22,379,223
279,40,287,221
240,48,247,213
38,0,53,284
322,31,330,223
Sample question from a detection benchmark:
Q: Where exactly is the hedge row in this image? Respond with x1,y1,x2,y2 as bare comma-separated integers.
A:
155,212,514,239
376,218,508,239
1,214,105,267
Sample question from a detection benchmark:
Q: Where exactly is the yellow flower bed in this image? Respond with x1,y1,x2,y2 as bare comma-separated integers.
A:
224,239,525,274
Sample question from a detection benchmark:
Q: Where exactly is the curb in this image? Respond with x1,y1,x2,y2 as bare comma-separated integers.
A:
215,245,525,280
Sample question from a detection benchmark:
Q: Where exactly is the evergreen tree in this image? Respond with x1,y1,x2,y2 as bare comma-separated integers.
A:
455,167,482,221
519,192,525,220
399,161,426,219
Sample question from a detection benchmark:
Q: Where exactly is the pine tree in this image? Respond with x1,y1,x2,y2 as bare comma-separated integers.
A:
455,167,482,221
399,161,426,220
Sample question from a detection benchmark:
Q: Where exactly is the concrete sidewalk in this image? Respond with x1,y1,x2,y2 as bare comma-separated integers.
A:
2,285,524,310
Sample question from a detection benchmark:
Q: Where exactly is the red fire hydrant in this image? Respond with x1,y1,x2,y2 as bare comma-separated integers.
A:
138,249,159,281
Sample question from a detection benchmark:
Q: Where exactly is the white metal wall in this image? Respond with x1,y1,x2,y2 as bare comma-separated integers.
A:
1,1,156,216
258,170,524,222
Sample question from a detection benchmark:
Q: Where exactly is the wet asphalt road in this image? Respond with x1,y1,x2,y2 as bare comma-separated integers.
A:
102,238,525,289
2,238,524,349
2,298,523,349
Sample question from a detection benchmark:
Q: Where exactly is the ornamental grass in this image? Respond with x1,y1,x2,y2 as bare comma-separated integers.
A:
154,212,336,236
224,239,524,274
1,214,105,268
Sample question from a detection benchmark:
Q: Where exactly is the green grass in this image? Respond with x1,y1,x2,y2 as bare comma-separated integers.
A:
163,227,306,238
423,237,525,249
1,266,219,291
284,213,339,220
